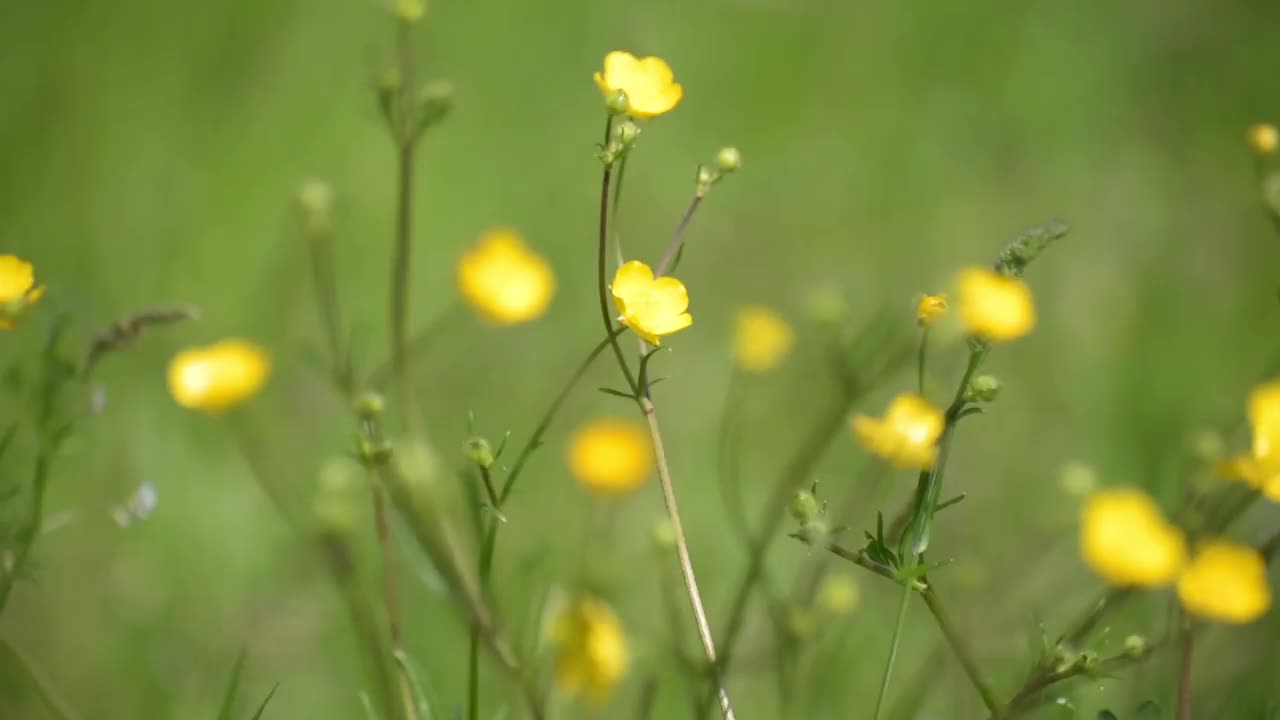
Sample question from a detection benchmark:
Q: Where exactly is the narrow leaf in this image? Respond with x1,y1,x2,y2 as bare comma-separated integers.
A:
248,683,279,720
217,649,248,720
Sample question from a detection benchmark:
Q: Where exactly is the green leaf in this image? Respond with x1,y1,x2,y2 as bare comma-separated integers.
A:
393,649,437,720
248,683,279,720
597,387,636,400
217,649,248,720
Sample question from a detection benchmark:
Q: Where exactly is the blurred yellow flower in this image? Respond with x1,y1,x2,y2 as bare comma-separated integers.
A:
457,229,555,325
1079,488,1186,587
0,254,46,330
1216,380,1280,501
168,339,271,413
733,305,795,373
916,294,948,327
1248,122,1279,155
611,261,692,345
851,393,945,470
956,267,1036,341
593,51,683,119
1177,541,1271,624
553,597,629,705
568,418,653,496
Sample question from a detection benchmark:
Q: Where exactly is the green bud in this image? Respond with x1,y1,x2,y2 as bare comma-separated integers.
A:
313,457,363,534
652,519,676,550
354,392,385,420
963,374,1001,403
1123,634,1148,658
465,436,495,469
798,518,830,546
696,165,717,191
415,80,454,133
358,437,393,467
605,89,629,116
789,490,821,524
715,146,742,173
393,0,425,23
613,119,641,147
297,178,334,235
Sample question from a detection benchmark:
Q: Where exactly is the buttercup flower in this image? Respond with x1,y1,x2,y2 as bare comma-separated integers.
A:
0,255,46,330
1216,379,1280,501
733,305,795,373
168,339,271,413
1177,541,1272,623
1248,123,1279,155
851,393,945,470
1079,488,1186,587
593,51,683,119
568,418,653,496
553,597,629,705
916,294,948,327
956,267,1036,341
457,229,555,325
611,261,692,345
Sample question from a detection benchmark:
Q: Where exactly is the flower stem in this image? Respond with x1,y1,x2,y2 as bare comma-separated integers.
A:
920,585,1002,713
656,195,704,277
0,452,51,613
389,17,421,424
873,584,913,720
499,329,623,505
916,327,930,395
596,115,639,397
1176,614,1194,720
641,397,736,720
371,479,420,720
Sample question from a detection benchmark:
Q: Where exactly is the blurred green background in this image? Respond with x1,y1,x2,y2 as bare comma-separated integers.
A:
3,0,1280,718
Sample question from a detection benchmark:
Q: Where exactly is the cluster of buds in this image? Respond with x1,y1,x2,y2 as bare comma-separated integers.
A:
789,487,830,545
695,146,742,197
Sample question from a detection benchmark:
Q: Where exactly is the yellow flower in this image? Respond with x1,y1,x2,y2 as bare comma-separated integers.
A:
593,51,683,119
851,393,945,470
0,255,46,330
1248,123,1279,155
610,261,692,346
916,294,948,327
816,573,860,615
553,597,629,706
1218,380,1280,501
168,339,271,413
1079,488,1186,587
956,267,1036,341
568,418,653,496
732,305,795,373
457,229,555,325
1177,541,1272,624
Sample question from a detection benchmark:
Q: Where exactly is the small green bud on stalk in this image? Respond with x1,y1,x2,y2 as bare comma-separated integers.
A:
605,89,629,117
789,490,821,524
297,178,335,236
393,0,425,23
465,436,495,469
415,80,454,134
354,392,386,420
963,374,1001,403
1123,634,1148,658
715,146,742,173
613,119,641,147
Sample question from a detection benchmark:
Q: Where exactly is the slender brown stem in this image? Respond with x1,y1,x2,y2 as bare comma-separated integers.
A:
1176,615,1194,720
641,398,736,720
371,481,419,720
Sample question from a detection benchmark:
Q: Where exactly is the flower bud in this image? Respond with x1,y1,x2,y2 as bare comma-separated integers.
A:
613,119,641,147
916,294,948,327
297,178,334,235
415,80,454,132
696,165,717,190
1247,123,1278,156
313,457,363,534
652,519,676,550
1123,634,1148,658
715,146,742,174
393,0,425,23
358,436,393,467
605,89,629,116
354,392,385,421
789,490,821,524
465,436,495,469
963,374,1001,403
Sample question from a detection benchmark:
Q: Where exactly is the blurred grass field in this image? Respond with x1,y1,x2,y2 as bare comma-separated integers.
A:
3,0,1280,718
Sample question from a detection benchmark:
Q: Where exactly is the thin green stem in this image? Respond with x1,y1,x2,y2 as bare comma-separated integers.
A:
656,195,704,277
305,214,353,397
0,634,79,720
916,328,930,395
499,329,622,505
370,479,419,720
920,586,1002,713
873,584,913,720
717,371,751,542
596,115,639,397
389,17,421,424
0,452,51,613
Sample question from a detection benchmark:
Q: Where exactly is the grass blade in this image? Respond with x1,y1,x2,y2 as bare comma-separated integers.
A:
216,648,248,720
248,683,279,720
